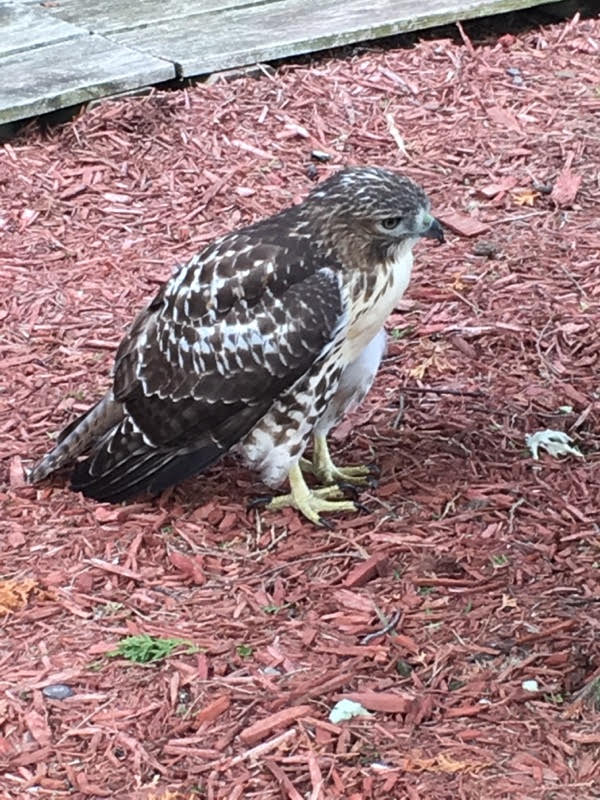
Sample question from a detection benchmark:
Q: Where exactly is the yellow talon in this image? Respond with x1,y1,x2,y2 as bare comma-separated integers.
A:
300,434,373,486
265,462,357,526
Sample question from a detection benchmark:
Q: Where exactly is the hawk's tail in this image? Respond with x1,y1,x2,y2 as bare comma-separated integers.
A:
28,393,123,484
68,402,268,504
70,431,226,504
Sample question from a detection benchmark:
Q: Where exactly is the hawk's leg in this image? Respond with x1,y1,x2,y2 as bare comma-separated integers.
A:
300,434,374,487
264,462,357,526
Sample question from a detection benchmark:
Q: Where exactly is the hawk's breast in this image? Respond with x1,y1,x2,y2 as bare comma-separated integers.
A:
343,241,414,363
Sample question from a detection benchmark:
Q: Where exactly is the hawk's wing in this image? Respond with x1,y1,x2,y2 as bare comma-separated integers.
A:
71,232,345,502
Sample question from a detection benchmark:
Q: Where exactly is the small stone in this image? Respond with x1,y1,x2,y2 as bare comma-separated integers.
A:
42,684,74,700
472,240,499,258
329,699,372,724
311,150,332,162
466,497,490,510
262,666,281,676
395,659,412,677
522,679,539,693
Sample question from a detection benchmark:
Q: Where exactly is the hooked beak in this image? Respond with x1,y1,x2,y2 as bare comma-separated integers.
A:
421,215,445,243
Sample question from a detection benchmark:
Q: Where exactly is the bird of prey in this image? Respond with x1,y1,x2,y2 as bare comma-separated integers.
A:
29,166,443,525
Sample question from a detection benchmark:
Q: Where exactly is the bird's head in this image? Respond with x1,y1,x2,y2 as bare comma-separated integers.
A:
306,166,444,266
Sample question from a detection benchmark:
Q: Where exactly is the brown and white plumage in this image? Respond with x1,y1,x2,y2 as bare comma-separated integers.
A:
29,166,443,522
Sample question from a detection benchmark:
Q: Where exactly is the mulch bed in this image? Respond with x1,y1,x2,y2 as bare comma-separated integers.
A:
1,10,600,800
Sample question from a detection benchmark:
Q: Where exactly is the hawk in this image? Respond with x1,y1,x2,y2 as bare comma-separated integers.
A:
29,166,443,525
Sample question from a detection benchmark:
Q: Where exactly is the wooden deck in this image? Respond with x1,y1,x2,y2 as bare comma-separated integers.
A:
1,0,562,126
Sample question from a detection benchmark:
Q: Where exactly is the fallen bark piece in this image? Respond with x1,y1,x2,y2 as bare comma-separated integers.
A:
344,691,413,714
344,553,389,587
551,164,582,206
239,705,312,745
478,176,518,197
486,105,522,132
195,694,231,724
445,704,490,719
9,455,27,487
436,211,490,237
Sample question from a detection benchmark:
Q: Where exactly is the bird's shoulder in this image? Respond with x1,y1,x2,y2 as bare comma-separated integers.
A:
163,214,333,323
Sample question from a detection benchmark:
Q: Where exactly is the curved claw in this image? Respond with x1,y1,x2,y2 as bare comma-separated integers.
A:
334,484,370,514
247,495,273,511
336,481,359,499
319,515,336,530
355,473,379,490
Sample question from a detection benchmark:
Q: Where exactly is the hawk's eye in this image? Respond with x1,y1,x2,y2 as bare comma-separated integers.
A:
380,217,402,230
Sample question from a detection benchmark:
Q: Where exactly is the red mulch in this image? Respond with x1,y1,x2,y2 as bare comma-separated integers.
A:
1,11,600,800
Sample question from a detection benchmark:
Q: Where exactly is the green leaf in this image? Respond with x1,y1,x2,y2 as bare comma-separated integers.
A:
391,325,413,340
262,604,282,614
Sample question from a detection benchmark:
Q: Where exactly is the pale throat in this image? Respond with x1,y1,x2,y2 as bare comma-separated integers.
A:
343,237,416,362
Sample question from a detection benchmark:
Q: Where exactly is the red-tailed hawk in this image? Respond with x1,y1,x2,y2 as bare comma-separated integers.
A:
29,166,443,525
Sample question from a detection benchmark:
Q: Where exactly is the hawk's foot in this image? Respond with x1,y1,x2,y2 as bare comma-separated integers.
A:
301,434,378,487
260,463,358,527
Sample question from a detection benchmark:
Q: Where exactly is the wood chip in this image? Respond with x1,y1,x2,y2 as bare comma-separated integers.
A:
344,691,413,714
436,211,490,237
239,705,312,745
551,154,582,206
343,553,389,587
195,695,231,724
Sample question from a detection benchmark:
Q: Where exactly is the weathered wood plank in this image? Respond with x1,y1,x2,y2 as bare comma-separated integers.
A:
0,0,84,57
2,0,560,126
27,0,258,34
110,0,562,77
0,34,175,124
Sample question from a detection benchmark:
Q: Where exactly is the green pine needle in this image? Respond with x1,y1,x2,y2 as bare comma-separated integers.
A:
108,634,197,664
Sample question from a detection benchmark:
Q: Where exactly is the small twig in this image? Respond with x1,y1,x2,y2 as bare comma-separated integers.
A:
56,698,113,745
400,386,487,398
491,210,548,224
455,21,476,55
392,393,405,428
508,497,525,534
361,609,402,644
448,286,481,313
227,727,297,767
557,262,589,299
535,320,560,377
563,597,600,606
566,668,600,713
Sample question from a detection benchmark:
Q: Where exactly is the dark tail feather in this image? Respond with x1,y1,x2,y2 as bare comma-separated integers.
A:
28,393,123,484
71,438,227,504
68,401,271,504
